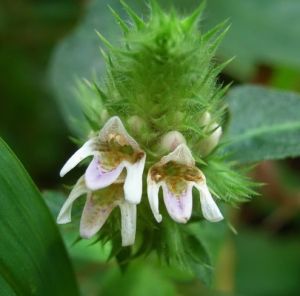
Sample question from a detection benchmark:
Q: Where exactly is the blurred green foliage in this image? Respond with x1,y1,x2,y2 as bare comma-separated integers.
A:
0,0,81,186
236,229,300,296
205,0,300,80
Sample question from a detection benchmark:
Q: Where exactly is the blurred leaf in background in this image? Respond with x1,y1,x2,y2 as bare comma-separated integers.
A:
225,85,300,163
235,229,300,296
0,0,81,186
204,0,300,81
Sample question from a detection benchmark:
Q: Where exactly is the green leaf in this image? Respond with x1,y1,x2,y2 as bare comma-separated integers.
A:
204,0,300,80
188,220,228,286
225,85,300,163
0,138,79,296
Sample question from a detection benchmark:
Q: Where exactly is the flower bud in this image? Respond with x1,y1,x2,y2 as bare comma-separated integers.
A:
197,111,222,156
198,123,222,156
127,115,146,134
160,131,186,152
199,111,211,126
100,109,109,123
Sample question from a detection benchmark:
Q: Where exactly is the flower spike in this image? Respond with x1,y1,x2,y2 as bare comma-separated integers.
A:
56,1,256,257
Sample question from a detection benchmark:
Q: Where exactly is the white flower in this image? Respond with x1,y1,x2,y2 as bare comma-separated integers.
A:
60,116,146,204
147,144,223,223
57,177,136,246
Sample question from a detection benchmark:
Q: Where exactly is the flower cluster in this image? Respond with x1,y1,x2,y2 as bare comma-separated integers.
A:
57,2,255,259
57,116,223,246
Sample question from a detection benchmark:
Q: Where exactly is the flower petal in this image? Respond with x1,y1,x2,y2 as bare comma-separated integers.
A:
79,193,117,239
162,182,193,223
195,182,223,222
123,154,146,204
60,138,97,177
147,174,162,222
85,156,125,190
119,200,136,246
57,177,88,224
160,143,195,167
99,116,140,150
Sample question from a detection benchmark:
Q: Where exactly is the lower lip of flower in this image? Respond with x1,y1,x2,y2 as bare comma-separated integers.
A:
166,177,188,197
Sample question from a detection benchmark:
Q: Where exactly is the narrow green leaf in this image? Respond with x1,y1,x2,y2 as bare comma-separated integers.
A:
208,24,231,54
108,5,130,34
182,0,206,31
0,138,79,296
95,30,114,50
120,0,144,29
225,86,300,163
202,19,229,42
149,0,162,18
211,57,235,76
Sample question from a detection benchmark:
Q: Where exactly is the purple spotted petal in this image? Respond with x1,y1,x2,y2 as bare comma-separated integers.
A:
85,156,125,191
162,182,193,223
80,193,117,239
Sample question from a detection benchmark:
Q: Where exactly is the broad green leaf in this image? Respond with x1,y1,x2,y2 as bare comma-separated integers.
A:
225,85,300,163
0,138,79,296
